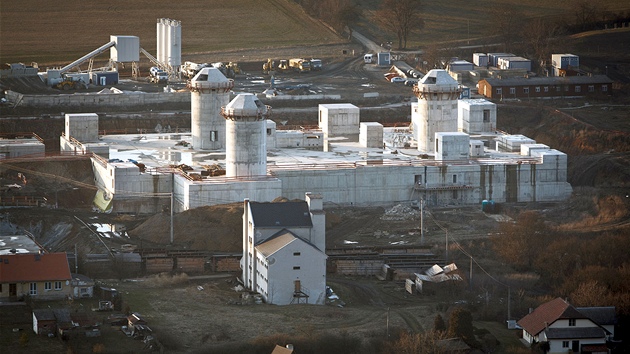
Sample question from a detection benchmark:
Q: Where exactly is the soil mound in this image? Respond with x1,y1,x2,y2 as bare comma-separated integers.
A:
128,202,243,252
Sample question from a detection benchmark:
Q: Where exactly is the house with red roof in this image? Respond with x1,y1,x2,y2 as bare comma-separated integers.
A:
517,297,613,354
0,252,72,300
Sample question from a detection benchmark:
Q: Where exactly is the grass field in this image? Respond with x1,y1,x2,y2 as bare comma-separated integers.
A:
0,0,343,66
3,0,629,67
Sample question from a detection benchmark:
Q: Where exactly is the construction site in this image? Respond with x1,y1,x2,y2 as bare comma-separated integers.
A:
1,2,630,352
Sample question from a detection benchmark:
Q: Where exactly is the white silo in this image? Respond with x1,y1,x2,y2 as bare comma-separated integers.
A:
188,67,234,150
412,69,462,153
156,18,181,68
221,93,271,177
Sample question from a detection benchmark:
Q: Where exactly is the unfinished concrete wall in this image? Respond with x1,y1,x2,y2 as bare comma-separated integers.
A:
174,175,282,211
360,122,384,148
270,158,571,207
458,99,497,133
7,91,190,108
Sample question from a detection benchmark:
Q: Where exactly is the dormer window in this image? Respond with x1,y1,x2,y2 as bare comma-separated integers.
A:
568,318,576,326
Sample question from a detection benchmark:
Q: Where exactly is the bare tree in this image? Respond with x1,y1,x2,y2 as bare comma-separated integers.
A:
375,0,424,50
574,1,600,31
488,5,522,52
521,17,567,74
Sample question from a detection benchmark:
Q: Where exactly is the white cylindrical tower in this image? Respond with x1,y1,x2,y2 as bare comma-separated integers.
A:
188,67,234,150
412,69,462,153
221,93,271,178
156,18,181,68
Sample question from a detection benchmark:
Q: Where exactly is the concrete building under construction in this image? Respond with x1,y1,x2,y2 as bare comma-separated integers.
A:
59,69,572,214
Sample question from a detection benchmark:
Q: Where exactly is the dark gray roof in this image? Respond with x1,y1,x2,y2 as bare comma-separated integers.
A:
545,327,606,339
249,201,312,228
483,75,613,86
577,307,617,326
33,309,56,321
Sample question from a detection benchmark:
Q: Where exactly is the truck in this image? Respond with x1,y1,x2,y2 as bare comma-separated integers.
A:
180,61,210,79
262,59,275,75
277,59,289,71
289,58,310,73
149,67,168,83
310,59,322,71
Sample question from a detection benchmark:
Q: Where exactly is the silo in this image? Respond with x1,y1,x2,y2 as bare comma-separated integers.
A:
188,67,234,150
412,69,462,153
221,93,271,177
156,18,181,68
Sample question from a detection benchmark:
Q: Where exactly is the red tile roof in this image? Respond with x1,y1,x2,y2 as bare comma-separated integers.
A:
517,297,585,336
0,253,71,283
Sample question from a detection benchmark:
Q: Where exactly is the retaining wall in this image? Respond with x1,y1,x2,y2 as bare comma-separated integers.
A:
7,90,190,108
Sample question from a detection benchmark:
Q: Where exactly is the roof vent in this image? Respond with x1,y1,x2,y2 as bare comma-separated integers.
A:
275,221,280,225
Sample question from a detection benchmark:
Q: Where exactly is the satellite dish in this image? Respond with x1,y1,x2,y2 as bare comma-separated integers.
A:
268,257,275,265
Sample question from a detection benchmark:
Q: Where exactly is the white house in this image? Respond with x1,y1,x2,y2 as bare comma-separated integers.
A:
242,193,327,305
517,297,613,354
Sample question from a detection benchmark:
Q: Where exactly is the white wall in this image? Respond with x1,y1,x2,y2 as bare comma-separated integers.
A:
263,240,327,305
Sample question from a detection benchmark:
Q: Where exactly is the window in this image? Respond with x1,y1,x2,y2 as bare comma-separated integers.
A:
415,175,423,185
544,86,549,92
30,283,37,295
523,87,530,94
535,87,540,93
293,252,301,256
556,85,561,92
293,266,301,270
509,87,515,95
210,131,218,142
452,175,457,183
602,85,608,92
266,128,272,135
496,88,502,95
565,85,569,92
575,86,581,93
569,318,576,326
562,341,569,348
452,190,458,199
483,110,490,123
45,282,52,291
588,85,595,92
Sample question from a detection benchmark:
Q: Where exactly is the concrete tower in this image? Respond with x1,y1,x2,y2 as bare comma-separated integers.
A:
221,93,271,177
188,67,234,150
412,69,462,153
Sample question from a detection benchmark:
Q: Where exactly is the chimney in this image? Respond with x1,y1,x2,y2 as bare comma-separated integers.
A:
305,192,325,251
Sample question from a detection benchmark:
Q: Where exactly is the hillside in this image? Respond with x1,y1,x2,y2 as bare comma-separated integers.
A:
0,0,344,66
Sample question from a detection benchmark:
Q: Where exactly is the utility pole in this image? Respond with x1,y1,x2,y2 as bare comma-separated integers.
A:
74,243,78,273
445,229,449,264
507,286,511,320
386,307,390,338
170,191,174,244
469,256,473,290
420,199,424,245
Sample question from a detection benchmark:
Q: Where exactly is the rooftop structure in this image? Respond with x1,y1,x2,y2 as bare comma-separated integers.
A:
0,133,45,159
0,235,45,255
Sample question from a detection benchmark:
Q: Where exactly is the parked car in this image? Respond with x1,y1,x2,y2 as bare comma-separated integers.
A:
390,77,405,83
404,79,418,86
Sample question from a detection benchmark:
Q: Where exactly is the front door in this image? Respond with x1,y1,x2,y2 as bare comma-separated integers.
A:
571,340,579,352
9,283,17,297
